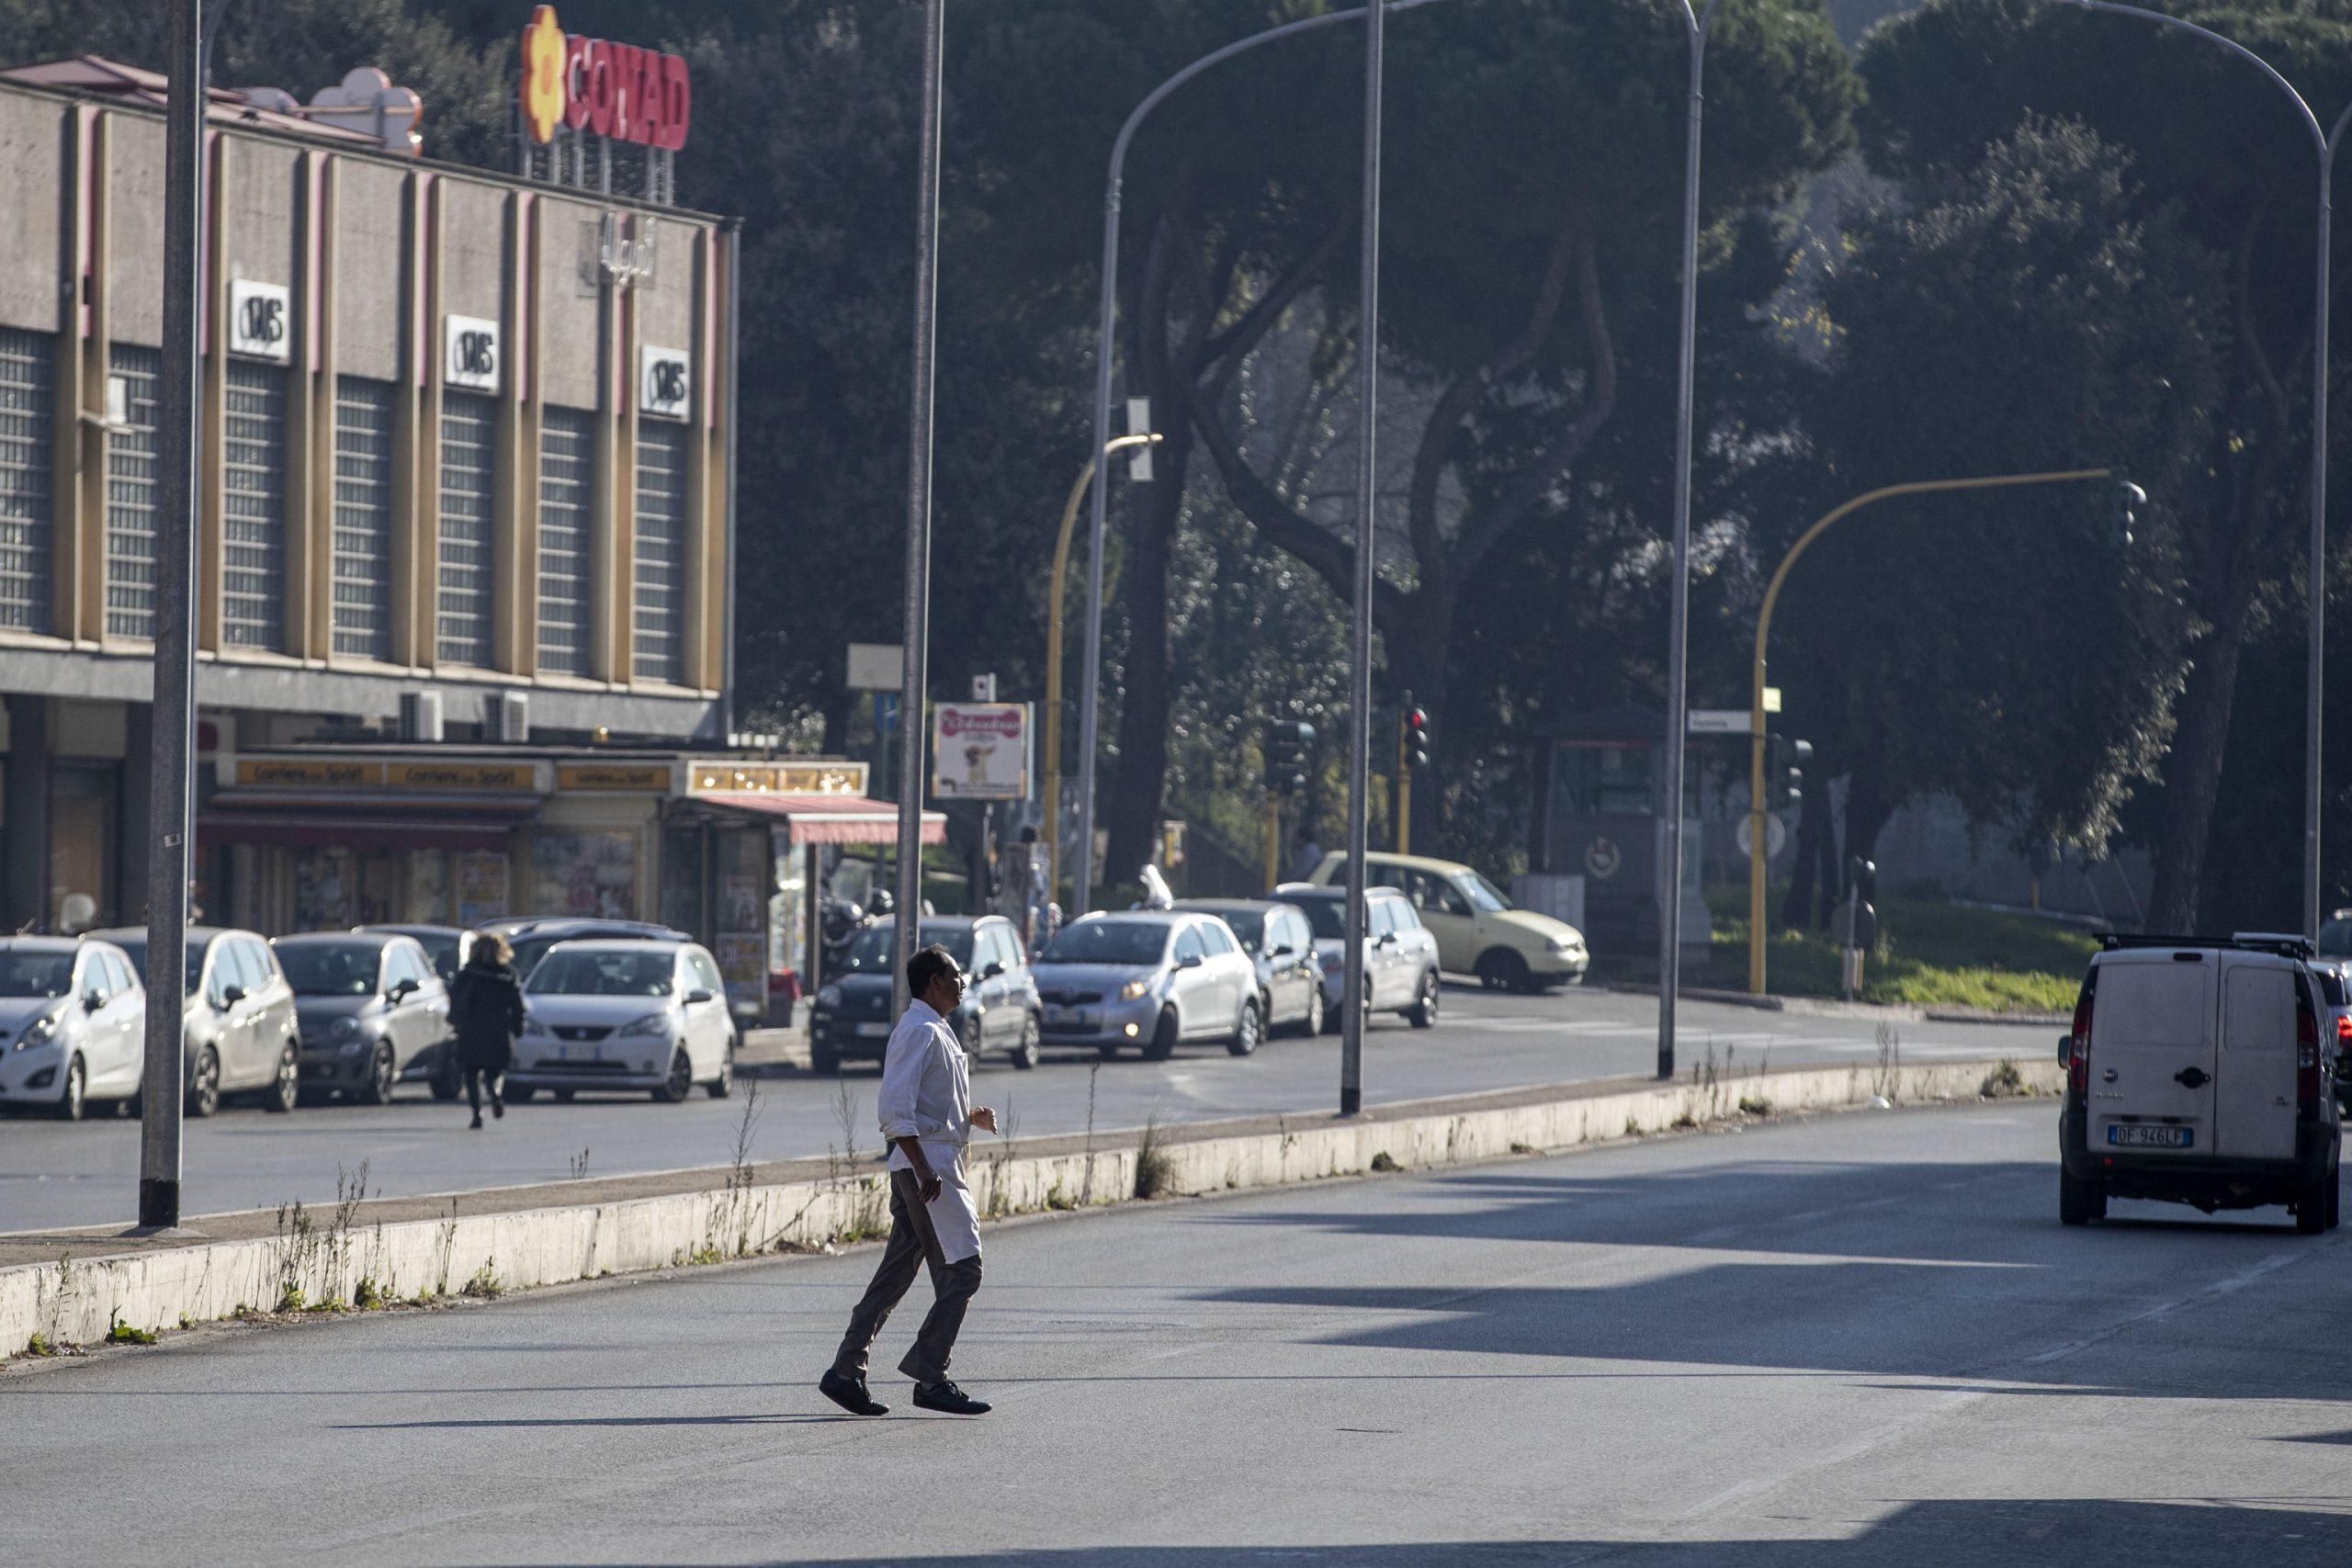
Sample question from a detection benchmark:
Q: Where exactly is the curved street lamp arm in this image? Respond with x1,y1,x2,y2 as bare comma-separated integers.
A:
2066,0,2325,150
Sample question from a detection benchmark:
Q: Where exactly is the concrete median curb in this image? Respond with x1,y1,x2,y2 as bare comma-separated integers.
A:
1,1055,2059,1359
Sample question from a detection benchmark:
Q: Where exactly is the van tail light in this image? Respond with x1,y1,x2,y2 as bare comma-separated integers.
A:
2069,990,2093,1095
2336,1012,2350,1046
2297,997,2322,1105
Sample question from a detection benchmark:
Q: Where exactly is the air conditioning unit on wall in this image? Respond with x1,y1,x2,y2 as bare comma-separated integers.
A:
398,690,444,742
486,691,529,743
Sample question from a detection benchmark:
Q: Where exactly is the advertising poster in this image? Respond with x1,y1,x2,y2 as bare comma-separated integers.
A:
932,703,1030,800
455,850,509,927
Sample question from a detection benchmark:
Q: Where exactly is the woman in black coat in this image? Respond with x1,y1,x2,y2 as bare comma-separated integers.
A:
448,934,526,1129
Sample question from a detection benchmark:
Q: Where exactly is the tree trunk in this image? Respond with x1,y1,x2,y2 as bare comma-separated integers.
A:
2146,604,2253,931
1781,762,1832,931
1839,761,1899,897
1103,425,1193,897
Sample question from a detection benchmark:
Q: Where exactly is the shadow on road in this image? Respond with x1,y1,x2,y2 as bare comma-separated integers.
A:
715,1497,2352,1566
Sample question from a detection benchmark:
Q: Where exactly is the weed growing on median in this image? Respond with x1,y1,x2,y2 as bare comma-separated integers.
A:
1079,1063,1102,1206
567,1147,593,1181
1738,1096,1773,1117
1873,1023,1904,1102
104,1313,158,1346
1980,1058,2030,1099
1370,1151,1401,1173
461,1261,503,1299
275,1285,306,1314
1133,1113,1172,1200
353,1277,386,1311
984,1096,1020,1219
24,1332,56,1357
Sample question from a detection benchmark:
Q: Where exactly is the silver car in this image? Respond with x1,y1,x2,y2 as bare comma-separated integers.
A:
1031,911,1263,1060
1173,898,1327,1037
0,937,147,1121
1271,884,1443,1030
274,931,452,1106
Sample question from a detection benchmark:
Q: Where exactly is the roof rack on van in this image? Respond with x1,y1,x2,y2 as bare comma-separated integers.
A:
2098,931,2316,959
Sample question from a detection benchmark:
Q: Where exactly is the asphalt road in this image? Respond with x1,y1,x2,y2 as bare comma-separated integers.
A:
8,1103,2348,1565
0,984,2047,1233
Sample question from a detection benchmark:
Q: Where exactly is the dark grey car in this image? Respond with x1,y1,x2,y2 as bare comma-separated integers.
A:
274,932,451,1106
807,916,1042,1073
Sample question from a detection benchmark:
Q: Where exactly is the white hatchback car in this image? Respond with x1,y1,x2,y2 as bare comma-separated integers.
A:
0,937,146,1121
505,940,738,1103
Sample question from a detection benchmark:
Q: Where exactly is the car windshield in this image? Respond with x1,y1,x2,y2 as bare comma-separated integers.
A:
1213,911,1265,953
1041,920,1170,966
1464,873,1511,914
276,942,379,997
527,951,675,997
1291,898,1345,941
837,926,975,974
2322,919,2352,959
0,953,73,998
109,937,209,996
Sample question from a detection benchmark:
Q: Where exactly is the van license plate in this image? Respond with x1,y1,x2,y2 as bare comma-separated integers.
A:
2109,1124,2192,1149
855,1022,890,1039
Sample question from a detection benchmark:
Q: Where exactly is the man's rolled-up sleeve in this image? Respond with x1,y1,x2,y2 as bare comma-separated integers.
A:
876,1028,930,1142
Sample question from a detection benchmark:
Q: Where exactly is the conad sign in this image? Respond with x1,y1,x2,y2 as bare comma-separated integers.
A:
519,5,691,151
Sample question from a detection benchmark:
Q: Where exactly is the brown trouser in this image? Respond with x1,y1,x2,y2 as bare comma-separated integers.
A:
831,1168,982,1386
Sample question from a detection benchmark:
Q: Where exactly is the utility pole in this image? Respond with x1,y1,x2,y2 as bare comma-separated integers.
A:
893,0,944,1016
1341,0,1384,1119
139,0,203,1233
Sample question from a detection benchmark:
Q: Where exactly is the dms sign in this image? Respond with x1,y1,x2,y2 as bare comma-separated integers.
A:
640,345,690,420
520,6,691,151
444,315,502,394
228,280,290,363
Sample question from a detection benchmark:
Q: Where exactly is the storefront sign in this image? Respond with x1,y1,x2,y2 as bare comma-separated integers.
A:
560,762,672,793
390,761,537,792
933,704,1030,801
640,345,691,420
444,315,502,393
228,280,291,363
237,758,384,788
689,761,869,795
517,6,692,151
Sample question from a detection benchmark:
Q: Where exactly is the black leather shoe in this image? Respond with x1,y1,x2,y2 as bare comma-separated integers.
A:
820,1370,888,1416
912,1380,991,1416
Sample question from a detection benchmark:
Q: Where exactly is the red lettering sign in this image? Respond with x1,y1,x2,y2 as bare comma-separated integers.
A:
541,17,692,150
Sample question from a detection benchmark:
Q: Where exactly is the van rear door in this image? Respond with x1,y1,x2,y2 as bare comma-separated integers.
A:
2087,950,2216,1155
2213,953,2300,1160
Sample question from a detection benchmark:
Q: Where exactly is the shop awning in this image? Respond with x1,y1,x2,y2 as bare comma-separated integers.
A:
198,792,537,852
696,792,947,847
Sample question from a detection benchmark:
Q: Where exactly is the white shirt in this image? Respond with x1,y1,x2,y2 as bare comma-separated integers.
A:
876,998,971,1175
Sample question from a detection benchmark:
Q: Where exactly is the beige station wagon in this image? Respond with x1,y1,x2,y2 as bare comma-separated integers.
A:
1308,851,1588,993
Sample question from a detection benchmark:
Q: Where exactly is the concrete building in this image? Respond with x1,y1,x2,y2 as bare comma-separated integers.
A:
0,56,778,959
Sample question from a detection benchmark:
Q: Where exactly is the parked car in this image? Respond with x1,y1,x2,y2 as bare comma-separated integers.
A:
272,931,451,1107
807,915,1042,1075
2058,932,2342,1232
1032,911,1263,1059
89,926,300,1116
0,936,146,1121
2310,961,2352,1117
506,940,738,1103
1306,851,1587,992
1173,898,1326,1037
360,924,469,984
359,924,470,1099
474,918,695,987
1271,884,1443,1030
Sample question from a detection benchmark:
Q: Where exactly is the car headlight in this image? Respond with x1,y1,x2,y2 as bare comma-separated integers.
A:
522,1014,552,1038
339,1035,369,1056
618,1011,672,1039
1546,935,1579,953
1120,976,1154,1002
816,985,842,1010
14,1010,60,1051
329,1016,362,1043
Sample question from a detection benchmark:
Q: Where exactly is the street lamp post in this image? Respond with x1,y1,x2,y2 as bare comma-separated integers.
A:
893,0,946,1017
1657,0,1724,1080
1743,468,2119,996
1070,0,1453,921
2064,0,2352,938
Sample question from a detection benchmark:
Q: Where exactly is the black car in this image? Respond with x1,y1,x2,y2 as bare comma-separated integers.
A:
808,915,1040,1074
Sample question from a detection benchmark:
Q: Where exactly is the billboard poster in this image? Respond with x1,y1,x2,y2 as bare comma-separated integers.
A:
933,703,1030,800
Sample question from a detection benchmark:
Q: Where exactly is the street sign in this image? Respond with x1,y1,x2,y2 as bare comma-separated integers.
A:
846,642,902,692
1762,686,1783,714
970,672,997,702
1688,709,1754,735
874,693,899,733
1736,815,1789,860
933,703,1031,800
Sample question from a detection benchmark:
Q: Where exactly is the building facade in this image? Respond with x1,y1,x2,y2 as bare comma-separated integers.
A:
0,57,750,942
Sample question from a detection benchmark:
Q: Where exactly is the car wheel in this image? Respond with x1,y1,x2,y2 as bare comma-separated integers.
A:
1144,1008,1180,1062
2329,1169,2342,1231
429,1061,462,1102
1098,1043,1122,1060
1011,1013,1040,1070
1298,985,1326,1039
1228,999,1261,1058
1408,970,1441,1030
810,1043,841,1075
55,1055,85,1122
1476,949,1529,993
2297,1171,2331,1235
2058,1168,2103,1226
505,1082,537,1104
357,1043,397,1107
263,1043,300,1113
653,1050,693,1103
1322,989,1346,1035
185,1046,221,1119
707,1037,736,1099
553,1088,576,1102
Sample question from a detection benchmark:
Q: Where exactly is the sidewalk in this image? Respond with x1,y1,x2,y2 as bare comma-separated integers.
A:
739,1003,809,1077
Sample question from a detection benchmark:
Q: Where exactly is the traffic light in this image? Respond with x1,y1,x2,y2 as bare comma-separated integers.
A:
1769,735,1813,813
1401,698,1430,770
1263,719,1315,796
2110,480,2146,550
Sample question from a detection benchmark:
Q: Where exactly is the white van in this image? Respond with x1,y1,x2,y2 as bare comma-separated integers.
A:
2060,933,2341,1232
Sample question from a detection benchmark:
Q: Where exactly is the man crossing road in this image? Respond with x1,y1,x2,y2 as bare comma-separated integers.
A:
820,943,997,1417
